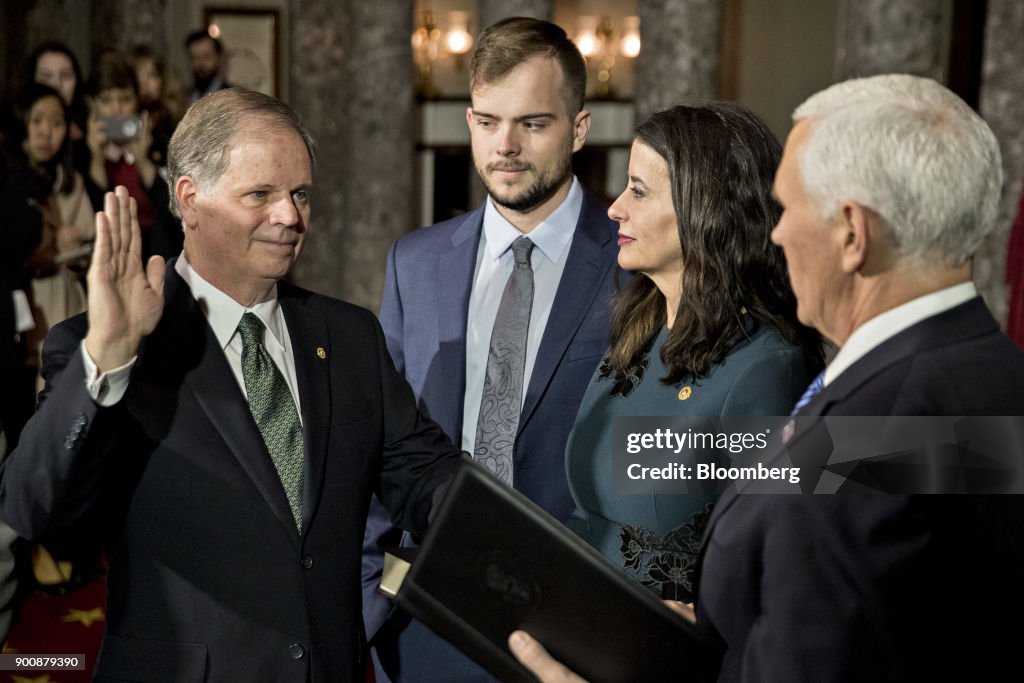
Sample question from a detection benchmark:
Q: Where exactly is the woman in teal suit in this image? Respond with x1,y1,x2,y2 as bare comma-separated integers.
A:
566,102,823,601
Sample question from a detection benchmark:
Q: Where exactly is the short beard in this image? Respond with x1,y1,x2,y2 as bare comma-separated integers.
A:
193,72,215,92
481,151,573,214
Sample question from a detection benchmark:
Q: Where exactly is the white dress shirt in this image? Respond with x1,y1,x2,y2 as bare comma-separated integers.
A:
83,254,302,422
824,281,978,387
460,177,583,453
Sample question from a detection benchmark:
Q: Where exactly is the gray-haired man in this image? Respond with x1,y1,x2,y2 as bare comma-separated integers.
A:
0,88,460,682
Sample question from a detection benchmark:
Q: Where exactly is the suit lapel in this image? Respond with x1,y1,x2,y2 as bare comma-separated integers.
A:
437,208,483,440
519,193,616,433
279,285,331,532
698,299,1001,561
158,268,302,542
801,298,997,416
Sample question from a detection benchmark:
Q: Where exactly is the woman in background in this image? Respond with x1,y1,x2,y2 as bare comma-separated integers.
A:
8,83,92,377
565,102,823,601
26,41,88,146
130,43,184,166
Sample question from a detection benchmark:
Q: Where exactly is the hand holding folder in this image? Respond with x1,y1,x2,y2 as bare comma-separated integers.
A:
380,455,721,682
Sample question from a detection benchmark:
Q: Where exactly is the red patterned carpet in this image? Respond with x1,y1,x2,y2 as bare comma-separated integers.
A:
1,578,106,683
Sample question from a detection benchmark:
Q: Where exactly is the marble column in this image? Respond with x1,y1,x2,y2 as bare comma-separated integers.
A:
838,0,945,79
634,0,721,125
478,0,552,33
19,0,90,76
25,0,76,48
288,0,416,311
90,0,168,56
977,0,1024,326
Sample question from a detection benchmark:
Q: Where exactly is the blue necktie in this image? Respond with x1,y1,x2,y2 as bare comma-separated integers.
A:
790,370,825,416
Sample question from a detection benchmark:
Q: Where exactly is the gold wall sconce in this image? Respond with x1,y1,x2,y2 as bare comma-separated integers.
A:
574,15,641,99
412,9,474,98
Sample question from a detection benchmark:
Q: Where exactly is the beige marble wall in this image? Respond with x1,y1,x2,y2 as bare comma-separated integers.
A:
89,0,168,56
287,0,416,311
978,0,1024,326
838,0,947,79
26,0,76,49
634,0,721,124
478,0,553,32
19,0,91,79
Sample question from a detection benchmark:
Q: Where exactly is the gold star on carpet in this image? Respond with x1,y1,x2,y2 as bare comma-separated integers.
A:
61,606,104,627
12,675,52,683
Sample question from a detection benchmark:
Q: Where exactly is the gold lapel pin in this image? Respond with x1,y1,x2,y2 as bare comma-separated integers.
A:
677,386,692,401
316,347,326,359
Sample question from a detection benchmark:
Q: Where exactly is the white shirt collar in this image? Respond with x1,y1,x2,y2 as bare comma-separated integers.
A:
174,254,287,353
481,176,582,264
825,281,977,386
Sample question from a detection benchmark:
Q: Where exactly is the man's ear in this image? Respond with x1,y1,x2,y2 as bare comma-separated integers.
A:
572,109,591,152
838,200,871,273
176,176,200,229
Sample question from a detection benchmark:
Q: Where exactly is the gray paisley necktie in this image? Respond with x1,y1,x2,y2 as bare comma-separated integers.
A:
237,312,304,530
474,237,534,484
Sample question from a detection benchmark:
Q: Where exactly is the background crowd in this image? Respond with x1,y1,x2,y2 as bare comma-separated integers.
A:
0,33,232,458
0,30,231,680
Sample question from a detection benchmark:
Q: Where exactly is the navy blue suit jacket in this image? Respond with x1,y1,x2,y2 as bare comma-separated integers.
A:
363,192,620,681
695,298,1024,682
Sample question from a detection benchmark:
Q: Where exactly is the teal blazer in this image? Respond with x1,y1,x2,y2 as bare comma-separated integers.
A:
565,322,810,599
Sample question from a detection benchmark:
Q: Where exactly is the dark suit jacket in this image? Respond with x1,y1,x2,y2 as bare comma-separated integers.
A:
0,266,460,682
695,298,1024,681
362,192,620,681
0,161,44,454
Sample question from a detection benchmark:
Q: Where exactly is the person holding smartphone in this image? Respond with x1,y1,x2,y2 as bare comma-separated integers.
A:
84,52,181,261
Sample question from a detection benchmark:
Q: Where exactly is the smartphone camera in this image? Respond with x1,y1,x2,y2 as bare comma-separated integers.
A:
103,115,142,143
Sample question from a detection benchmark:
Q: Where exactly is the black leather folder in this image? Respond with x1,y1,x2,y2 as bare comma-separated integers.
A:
381,455,721,682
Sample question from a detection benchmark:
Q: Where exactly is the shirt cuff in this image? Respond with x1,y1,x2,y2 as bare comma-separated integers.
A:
80,341,136,406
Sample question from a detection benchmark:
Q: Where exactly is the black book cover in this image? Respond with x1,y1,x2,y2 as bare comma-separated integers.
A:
385,455,722,682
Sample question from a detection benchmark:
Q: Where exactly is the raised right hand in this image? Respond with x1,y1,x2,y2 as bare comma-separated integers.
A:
83,186,166,372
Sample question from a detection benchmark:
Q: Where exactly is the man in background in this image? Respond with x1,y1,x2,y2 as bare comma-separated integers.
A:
185,29,232,105
363,16,620,683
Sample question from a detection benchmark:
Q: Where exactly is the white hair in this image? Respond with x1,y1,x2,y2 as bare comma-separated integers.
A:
793,74,1002,267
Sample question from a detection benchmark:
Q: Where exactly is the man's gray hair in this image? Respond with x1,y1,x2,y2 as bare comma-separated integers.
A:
167,87,317,217
793,74,1002,267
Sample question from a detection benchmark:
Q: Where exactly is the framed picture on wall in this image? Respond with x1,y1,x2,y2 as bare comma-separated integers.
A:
203,7,280,97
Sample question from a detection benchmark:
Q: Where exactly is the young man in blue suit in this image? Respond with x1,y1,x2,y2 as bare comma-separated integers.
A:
511,75,1024,682
363,17,620,683
0,88,460,682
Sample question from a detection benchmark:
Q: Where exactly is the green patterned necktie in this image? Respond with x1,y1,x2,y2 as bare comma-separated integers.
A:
237,312,304,531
